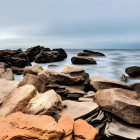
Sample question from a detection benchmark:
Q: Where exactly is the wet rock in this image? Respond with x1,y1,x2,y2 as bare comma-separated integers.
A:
18,73,46,92
0,62,14,80
90,77,129,91
25,45,51,61
25,89,62,115
95,88,140,124
38,68,86,86
74,119,99,140
0,85,37,117
77,52,90,56
104,117,140,140
0,79,19,105
0,112,63,140
71,56,97,64
11,66,23,75
47,84,85,100
53,48,67,58
121,74,127,82
83,49,105,56
58,100,99,119
125,66,140,77
58,114,74,140
23,65,43,76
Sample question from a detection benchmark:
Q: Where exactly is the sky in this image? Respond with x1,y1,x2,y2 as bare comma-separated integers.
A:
0,0,140,49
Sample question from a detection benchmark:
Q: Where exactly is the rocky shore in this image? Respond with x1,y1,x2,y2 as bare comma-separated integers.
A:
0,46,140,140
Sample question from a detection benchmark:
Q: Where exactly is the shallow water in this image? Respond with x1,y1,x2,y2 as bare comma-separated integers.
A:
15,49,140,84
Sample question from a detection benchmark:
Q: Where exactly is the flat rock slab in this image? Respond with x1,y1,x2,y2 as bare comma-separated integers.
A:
90,77,129,91
0,85,37,117
104,118,140,139
74,119,98,140
59,100,99,119
0,112,63,140
95,88,140,124
0,79,19,104
26,89,62,115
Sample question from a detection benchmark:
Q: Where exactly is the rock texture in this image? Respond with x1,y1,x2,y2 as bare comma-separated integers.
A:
71,56,97,64
0,62,14,80
0,112,63,140
95,88,140,124
125,66,140,77
0,79,19,105
18,73,46,92
90,77,129,91
74,119,98,140
26,89,62,115
83,49,105,56
0,85,37,117
23,65,43,75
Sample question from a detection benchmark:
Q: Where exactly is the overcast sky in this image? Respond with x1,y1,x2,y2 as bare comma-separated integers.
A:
0,0,140,49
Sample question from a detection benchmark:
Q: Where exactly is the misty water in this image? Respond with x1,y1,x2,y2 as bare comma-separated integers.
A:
15,49,140,84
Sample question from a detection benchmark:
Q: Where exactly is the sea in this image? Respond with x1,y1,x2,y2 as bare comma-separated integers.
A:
15,49,140,84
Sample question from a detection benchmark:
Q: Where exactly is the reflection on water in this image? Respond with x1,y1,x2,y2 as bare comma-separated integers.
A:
15,49,140,84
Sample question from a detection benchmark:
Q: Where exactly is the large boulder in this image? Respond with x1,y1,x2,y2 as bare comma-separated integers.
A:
38,68,87,86
0,85,37,117
25,45,51,61
0,79,19,105
23,65,43,76
18,73,46,92
77,52,90,56
83,49,105,56
90,77,129,91
95,88,140,124
74,119,98,140
0,112,63,140
71,56,97,64
125,66,140,77
58,100,99,119
52,48,67,58
58,114,74,140
25,90,62,115
0,62,14,80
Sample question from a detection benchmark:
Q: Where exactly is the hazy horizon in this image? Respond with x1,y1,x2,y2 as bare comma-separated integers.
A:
0,0,140,49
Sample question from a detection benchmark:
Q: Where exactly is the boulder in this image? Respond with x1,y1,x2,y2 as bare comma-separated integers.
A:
25,45,51,61
0,112,63,140
53,48,67,58
0,79,19,105
0,62,14,80
47,84,85,100
90,77,129,91
58,114,74,140
23,65,43,76
83,49,105,56
18,73,46,93
74,119,98,140
38,68,86,86
25,90,62,115
71,56,97,64
125,66,140,77
0,85,37,117
77,52,90,56
95,88,140,124
58,100,99,119
104,118,140,140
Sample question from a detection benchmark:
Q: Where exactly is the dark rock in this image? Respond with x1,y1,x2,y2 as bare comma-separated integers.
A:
71,56,97,64
25,45,51,62
95,88,140,124
83,49,105,56
77,52,90,56
11,66,23,75
125,66,140,77
52,48,67,58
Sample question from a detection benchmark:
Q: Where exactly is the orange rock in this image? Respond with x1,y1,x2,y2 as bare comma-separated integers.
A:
0,84,37,117
58,114,74,140
74,119,98,140
0,112,63,140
